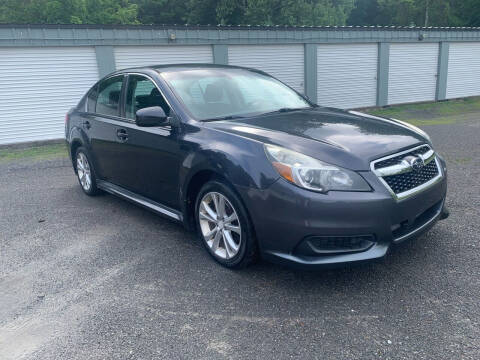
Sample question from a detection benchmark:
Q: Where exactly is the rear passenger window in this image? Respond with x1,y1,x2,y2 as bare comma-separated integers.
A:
87,85,98,113
96,76,124,117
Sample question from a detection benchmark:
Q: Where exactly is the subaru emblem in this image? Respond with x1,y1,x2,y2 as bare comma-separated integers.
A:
407,156,425,172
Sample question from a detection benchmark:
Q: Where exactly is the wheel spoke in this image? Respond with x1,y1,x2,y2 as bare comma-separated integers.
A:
212,193,220,215
200,210,216,224
77,159,84,172
224,230,239,253
216,195,226,218
224,213,238,224
211,230,222,252
224,224,240,235
222,233,231,259
201,201,217,222
204,227,217,241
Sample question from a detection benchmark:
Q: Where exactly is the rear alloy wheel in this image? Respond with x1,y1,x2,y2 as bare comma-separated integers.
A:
75,147,100,196
77,152,92,192
195,180,257,269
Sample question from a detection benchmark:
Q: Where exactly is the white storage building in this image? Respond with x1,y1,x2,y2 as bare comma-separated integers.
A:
0,24,479,145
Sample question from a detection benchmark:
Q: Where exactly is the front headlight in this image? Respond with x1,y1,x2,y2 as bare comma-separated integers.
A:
264,144,371,193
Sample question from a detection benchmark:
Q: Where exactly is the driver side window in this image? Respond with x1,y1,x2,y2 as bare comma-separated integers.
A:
125,75,170,120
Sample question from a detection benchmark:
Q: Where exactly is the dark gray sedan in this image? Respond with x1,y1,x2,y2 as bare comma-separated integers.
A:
65,64,448,269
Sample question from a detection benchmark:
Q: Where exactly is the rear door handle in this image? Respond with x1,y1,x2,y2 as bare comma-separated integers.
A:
82,121,91,129
116,128,128,142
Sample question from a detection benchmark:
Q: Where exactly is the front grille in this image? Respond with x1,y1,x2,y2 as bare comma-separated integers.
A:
371,144,443,199
383,159,439,194
374,145,430,169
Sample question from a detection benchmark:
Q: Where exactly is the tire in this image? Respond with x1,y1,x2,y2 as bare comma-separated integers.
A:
195,180,257,269
74,147,100,196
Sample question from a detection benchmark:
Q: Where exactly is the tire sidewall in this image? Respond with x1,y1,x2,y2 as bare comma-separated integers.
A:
195,180,254,268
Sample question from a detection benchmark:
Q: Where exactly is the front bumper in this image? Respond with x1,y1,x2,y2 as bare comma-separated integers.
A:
236,158,448,269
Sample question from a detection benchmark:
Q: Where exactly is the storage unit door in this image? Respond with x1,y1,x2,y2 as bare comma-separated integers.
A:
317,44,378,109
114,46,213,70
446,42,480,99
388,43,439,105
228,45,304,93
0,47,99,145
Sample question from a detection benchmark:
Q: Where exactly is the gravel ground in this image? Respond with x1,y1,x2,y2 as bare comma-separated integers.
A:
0,115,479,359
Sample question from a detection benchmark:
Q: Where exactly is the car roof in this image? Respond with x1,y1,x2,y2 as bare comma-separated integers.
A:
113,63,266,75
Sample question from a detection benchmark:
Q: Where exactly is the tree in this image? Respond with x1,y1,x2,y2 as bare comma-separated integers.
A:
83,0,139,24
244,0,355,26
347,0,380,25
454,0,480,27
133,0,187,24
347,0,468,27
0,0,477,27
0,0,139,24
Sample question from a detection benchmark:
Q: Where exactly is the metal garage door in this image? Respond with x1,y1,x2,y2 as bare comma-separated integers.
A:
228,45,304,93
114,46,213,69
0,47,99,145
446,42,480,99
317,44,378,109
388,43,439,105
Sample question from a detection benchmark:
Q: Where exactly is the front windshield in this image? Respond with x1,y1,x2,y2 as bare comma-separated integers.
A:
161,68,311,121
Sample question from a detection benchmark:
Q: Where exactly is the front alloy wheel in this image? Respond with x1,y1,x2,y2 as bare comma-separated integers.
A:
195,181,257,268
199,192,242,259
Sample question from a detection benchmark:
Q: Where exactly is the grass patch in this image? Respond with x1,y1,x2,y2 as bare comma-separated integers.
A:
399,117,459,126
364,97,480,124
0,143,68,163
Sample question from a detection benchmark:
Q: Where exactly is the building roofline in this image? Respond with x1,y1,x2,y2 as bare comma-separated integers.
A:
1,23,480,31
1,23,479,47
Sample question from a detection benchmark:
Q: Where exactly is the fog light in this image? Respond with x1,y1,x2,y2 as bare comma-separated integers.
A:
295,235,375,256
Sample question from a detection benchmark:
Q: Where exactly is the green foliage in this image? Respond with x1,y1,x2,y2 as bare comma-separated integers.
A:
347,0,478,27
134,0,186,24
243,0,355,26
0,0,139,24
0,0,477,26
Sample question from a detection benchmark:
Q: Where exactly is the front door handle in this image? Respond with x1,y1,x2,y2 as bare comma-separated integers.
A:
82,121,91,130
116,128,128,142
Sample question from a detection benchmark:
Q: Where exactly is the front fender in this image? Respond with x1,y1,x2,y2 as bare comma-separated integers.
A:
177,127,280,224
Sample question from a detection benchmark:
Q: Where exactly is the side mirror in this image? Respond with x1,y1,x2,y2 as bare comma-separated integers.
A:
135,106,168,127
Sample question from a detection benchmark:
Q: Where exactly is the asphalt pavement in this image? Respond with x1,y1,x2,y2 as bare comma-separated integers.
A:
0,115,479,359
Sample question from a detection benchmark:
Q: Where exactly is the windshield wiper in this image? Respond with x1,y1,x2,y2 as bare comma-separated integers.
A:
202,115,246,122
258,107,312,116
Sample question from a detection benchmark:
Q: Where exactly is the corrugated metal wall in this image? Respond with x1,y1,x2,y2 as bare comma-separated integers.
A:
228,45,305,93
0,47,99,145
114,45,213,70
1,25,480,145
388,43,439,105
317,44,378,109
446,42,480,99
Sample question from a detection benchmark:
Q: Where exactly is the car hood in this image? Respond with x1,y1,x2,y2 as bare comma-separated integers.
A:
205,107,428,171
